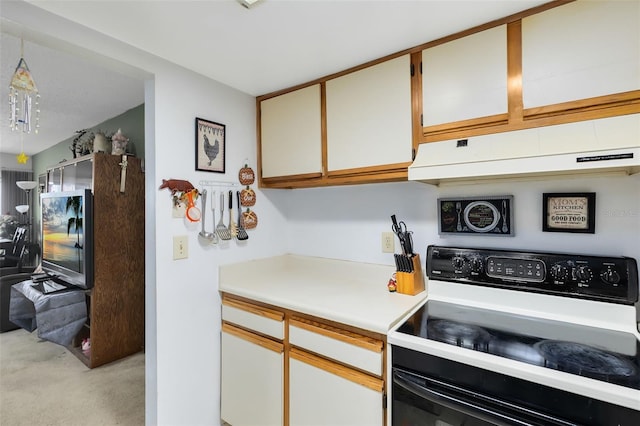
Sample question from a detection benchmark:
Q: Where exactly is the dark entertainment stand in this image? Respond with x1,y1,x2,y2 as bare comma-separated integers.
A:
46,153,145,368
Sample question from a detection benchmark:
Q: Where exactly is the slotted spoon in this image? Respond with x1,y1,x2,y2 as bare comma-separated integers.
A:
216,192,231,240
209,190,219,244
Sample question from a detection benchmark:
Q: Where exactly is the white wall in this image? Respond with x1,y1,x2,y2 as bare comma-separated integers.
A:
151,68,289,425
276,174,640,267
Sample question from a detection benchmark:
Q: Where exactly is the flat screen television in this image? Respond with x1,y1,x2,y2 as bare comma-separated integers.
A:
40,189,94,289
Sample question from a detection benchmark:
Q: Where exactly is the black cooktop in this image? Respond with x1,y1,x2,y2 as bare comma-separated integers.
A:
397,300,640,390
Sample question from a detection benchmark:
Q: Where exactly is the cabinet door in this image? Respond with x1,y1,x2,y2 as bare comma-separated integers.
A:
422,25,507,126
522,1,639,108
289,348,383,426
326,55,412,171
61,159,93,192
221,324,283,426
260,84,322,178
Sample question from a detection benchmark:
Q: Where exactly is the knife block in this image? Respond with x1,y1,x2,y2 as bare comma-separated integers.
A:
395,254,425,296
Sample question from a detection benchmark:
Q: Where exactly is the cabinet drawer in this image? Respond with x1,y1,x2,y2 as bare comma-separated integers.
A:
289,317,383,376
222,297,284,340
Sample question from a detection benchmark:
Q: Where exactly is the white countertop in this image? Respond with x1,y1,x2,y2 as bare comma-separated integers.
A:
219,254,427,335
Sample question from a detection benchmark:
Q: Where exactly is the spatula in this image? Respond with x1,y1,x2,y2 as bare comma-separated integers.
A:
235,191,249,241
216,192,231,240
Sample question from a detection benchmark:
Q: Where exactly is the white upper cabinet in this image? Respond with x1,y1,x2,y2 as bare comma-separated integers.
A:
422,25,507,126
260,84,322,178
522,1,640,108
326,55,412,171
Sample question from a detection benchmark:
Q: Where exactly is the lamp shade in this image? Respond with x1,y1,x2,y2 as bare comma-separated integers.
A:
15,205,29,214
16,181,38,190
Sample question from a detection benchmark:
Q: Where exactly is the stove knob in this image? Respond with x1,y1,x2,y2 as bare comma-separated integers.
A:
452,256,466,270
601,269,621,285
550,264,568,282
575,265,592,282
470,257,484,274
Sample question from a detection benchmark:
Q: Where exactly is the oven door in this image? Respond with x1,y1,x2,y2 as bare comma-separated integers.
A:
392,367,575,426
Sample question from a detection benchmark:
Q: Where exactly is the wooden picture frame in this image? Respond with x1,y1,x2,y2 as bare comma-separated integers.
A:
543,192,595,233
195,117,225,173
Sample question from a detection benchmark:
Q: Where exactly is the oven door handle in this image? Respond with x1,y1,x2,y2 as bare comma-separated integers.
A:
393,369,576,426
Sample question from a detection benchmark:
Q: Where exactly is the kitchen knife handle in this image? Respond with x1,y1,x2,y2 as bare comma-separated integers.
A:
405,232,414,255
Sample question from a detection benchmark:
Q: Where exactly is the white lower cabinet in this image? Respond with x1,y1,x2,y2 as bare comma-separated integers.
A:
221,323,284,426
220,295,386,426
289,349,384,426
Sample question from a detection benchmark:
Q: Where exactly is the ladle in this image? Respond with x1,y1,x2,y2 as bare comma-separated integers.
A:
198,189,215,244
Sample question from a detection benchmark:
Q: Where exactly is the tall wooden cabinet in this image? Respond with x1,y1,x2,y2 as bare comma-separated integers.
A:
46,152,145,368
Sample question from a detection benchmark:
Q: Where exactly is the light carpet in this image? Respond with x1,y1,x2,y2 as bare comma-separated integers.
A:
0,329,144,425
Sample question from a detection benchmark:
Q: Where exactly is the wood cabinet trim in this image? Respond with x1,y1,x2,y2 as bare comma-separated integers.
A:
321,82,328,177
222,322,284,353
423,113,509,138
410,51,423,153
222,294,284,322
290,347,384,393
290,316,383,353
507,20,524,126
422,98,640,143
260,170,408,189
523,91,640,120
261,172,323,184
325,162,411,178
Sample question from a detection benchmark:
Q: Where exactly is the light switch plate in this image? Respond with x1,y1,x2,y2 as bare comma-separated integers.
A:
173,235,188,260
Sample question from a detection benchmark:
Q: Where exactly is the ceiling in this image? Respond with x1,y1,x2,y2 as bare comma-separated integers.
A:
1,0,550,157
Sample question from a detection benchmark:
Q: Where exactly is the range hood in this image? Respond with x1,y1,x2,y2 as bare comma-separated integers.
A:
409,114,640,185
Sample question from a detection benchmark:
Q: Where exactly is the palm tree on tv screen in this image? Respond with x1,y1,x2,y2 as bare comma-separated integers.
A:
66,196,83,249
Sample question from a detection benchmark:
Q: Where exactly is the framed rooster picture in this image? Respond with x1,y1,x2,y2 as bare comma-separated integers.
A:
195,117,226,173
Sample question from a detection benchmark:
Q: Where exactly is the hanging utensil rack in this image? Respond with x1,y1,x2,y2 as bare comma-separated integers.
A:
199,180,239,187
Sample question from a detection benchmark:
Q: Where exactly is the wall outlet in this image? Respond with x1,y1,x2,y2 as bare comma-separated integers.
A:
381,232,395,253
173,235,188,260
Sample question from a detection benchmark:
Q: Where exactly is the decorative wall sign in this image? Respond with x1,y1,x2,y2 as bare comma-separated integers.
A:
543,192,595,233
195,118,225,173
438,196,514,236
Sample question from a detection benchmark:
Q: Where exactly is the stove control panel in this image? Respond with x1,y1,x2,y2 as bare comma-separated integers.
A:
426,245,639,304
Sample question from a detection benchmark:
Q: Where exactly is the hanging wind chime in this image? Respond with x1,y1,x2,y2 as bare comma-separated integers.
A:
9,39,40,164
